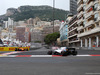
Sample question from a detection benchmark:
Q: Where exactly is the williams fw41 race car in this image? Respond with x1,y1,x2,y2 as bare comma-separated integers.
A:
47,47,78,56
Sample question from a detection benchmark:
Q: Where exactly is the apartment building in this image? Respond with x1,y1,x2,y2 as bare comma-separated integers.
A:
16,26,26,42
70,0,78,15
31,29,43,43
68,15,80,47
59,21,68,46
59,15,73,46
77,0,100,48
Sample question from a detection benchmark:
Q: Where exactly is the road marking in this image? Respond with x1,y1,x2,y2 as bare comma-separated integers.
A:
31,55,52,57
16,55,32,57
0,54,100,57
90,55,100,56
76,55,91,57
1,51,21,55
85,73,100,75
52,55,62,57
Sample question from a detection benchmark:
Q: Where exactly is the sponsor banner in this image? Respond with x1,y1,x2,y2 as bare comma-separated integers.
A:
0,48,4,51
0,47,29,51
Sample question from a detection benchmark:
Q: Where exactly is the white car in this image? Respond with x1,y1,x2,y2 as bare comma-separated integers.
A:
47,47,77,56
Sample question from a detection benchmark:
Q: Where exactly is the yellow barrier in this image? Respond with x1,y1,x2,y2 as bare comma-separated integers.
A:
0,47,30,51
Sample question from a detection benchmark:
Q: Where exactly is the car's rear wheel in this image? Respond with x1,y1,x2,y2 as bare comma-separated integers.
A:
61,51,66,56
15,48,18,51
47,51,52,55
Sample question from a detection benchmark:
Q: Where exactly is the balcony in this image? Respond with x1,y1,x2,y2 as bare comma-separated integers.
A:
85,2,94,11
77,18,83,25
85,11,94,19
69,40,80,43
77,4,83,12
85,0,91,3
98,17,100,21
68,34,78,39
68,20,77,28
77,26,84,31
83,0,87,2
85,20,94,27
95,17,100,22
68,27,77,33
78,27,100,37
77,11,83,18
94,0,99,4
77,0,83,5
97,5,100,10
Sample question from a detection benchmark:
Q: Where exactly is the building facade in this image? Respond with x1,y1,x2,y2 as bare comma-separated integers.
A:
31,29,43,43
70,0,78,15
16,26,26,42
59,22,68,46
77,0,100,49
59,15,73,46
68,15,80,47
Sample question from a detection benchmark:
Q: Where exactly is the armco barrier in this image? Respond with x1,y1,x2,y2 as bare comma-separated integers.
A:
0,47,30,51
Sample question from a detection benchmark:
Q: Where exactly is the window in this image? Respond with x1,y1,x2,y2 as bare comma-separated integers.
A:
83,20,86,27
83,5,86,10
94,3,98,9
94,13,98,19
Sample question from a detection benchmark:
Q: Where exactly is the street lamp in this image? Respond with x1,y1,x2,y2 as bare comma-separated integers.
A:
53,0,55,33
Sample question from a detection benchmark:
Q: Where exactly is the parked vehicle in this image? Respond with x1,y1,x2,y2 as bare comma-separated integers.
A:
47,47,77,56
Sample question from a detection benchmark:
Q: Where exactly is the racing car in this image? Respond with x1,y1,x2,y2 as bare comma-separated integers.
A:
15,47,28,51
47,47,77,56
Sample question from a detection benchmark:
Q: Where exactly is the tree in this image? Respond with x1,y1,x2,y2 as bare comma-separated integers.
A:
44,32,60,45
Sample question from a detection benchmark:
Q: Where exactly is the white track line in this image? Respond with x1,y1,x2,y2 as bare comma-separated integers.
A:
31,55,52,57
76,55,91,56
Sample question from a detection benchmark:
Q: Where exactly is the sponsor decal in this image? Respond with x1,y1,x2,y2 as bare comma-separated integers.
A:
0,48,4,51
9,48,15,51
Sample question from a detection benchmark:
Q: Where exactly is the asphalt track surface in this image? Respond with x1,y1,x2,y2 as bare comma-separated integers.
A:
0,47,100,75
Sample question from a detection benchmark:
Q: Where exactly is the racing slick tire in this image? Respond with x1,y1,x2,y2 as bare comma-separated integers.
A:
15,48,18,51
47,51,52,55
61,51,67,56
26,49,28,51
72,51,77,56
54,52,58,55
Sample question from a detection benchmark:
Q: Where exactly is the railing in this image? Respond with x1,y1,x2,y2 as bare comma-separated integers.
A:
85,11,94,19
68,27,77,33
77,11,83,18
77,0,82,5
78,27,100,37
77,18,83,25
97,5,100,10
77,4,83,12
85,1,94,11
77,26,84,31
68,20,77,28
85,20,94,27
68,34,78,39
69,40,80,43
94,0,99,4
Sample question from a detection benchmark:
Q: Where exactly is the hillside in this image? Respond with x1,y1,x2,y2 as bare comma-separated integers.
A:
0,5,70,21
